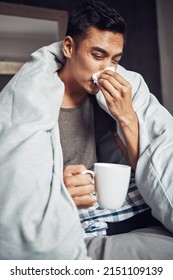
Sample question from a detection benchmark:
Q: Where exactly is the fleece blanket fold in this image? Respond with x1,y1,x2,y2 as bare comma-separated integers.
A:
97,63,173,233
0,42,88,259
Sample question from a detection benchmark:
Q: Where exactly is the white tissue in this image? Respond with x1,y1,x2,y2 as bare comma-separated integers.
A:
92,66,115,85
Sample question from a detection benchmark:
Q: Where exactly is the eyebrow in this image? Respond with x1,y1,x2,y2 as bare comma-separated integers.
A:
91,46,123,58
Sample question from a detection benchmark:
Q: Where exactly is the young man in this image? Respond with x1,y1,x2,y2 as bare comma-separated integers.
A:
60,1,154,237
0,0,173,259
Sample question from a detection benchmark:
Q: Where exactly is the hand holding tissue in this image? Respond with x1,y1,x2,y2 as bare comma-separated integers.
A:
92,66,115,85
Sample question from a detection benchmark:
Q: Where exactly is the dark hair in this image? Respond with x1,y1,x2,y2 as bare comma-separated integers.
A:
66,0,127,47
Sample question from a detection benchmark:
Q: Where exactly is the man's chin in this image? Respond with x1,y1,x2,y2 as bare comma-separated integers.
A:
89,83,100,94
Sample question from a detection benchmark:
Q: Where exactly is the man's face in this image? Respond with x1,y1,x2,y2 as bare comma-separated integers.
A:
66,27,124,94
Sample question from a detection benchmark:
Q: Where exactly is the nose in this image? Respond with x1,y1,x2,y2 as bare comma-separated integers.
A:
99,60,114,71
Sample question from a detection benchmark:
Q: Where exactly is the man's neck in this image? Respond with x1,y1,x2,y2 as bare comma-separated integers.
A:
58,65,87,109
61,92,87,108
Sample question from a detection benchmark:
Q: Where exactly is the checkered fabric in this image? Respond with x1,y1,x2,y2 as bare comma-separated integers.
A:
78,171,149,237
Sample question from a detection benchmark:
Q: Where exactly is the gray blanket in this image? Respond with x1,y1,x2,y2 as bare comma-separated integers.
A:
85,226,173,259
0,42,88,259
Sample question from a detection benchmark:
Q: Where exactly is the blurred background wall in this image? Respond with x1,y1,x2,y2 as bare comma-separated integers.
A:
0,0,173,114
156,0,173,115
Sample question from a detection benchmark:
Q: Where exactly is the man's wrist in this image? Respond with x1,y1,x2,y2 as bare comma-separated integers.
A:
118,111,138,130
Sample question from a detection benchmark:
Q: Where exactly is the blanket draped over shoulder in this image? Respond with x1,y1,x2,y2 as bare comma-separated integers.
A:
0,42,173,259
0,42,88,259
97,64,173,234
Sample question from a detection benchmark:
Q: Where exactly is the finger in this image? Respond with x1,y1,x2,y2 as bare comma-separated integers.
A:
99,74,128,97
64,173,93,188
100,73,122,91
68,184,95,197
64,164,87,177
99,79,132,104
102,70,130,87
100,71,132,95
99,78,121,100
74,194,97,208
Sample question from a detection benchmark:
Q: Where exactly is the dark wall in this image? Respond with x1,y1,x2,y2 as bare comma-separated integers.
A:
0,0,162,102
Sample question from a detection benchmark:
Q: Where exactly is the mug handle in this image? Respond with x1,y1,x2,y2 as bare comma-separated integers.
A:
81,170,95,184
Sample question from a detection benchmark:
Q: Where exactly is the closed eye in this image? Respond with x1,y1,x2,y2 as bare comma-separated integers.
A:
112,54,123,64
92,53,105,60
112,59,120,65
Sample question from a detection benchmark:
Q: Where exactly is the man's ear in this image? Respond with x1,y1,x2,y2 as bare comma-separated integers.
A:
62,36,74,59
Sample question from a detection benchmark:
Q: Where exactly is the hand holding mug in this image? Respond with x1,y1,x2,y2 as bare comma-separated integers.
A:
63,164,96,208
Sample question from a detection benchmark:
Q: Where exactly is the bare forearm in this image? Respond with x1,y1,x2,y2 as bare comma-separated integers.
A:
119,111,139,170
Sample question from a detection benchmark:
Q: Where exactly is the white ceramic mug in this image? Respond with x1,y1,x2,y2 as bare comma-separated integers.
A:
82,163,131,209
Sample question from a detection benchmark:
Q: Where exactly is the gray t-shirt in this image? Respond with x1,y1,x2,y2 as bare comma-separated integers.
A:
58,96,97,170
